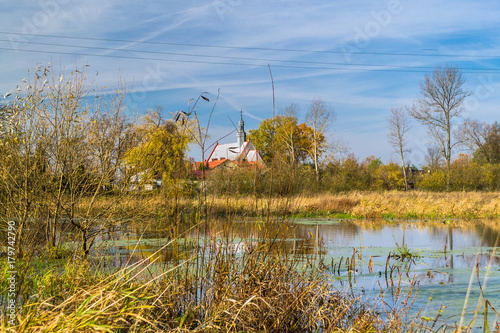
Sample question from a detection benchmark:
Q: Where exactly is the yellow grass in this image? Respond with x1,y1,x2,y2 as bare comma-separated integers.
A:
91,191,500,220
297,191,500,219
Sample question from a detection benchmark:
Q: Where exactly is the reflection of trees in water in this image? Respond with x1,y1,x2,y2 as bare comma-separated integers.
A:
426,225,499,272
475,223,500,248
113,219,361,254
295,223,360,247
427,223,499,250
426,225,461,250
99,218,500,270
426,252,498,269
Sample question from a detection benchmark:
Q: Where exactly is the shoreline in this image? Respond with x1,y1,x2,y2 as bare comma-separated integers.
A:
89,190,500,220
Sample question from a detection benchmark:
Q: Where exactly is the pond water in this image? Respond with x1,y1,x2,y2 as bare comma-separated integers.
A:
296,219,500,330
92,218,500,330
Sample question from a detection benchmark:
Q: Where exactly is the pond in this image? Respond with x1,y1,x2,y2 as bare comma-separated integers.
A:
296,219,500,330
91,217,500,330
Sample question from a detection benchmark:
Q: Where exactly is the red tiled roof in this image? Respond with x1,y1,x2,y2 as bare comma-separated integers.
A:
191,159,266,179
206,142,218,161
206,159,229,169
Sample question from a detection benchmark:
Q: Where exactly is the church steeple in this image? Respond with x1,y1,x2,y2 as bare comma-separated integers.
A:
237,110,246,149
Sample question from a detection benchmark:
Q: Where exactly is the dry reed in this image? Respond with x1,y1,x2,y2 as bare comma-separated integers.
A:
89,191,500,220
1,219,429,332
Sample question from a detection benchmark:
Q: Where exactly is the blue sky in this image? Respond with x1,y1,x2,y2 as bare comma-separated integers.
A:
1,0,500,166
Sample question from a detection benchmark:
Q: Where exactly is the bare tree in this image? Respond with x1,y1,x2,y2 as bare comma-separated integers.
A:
457,119,500,163
282,103,300,119
305,99,335,182
276,104,310,165
408,66,471,188
387,107,411,190
455,119,487,155
424,147,443,171
0,93,46,256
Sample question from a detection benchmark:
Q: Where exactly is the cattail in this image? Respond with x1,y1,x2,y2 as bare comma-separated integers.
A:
368,255,375,274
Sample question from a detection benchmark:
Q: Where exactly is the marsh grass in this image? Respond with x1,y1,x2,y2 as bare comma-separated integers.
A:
392,237,422,262
0,215,434,332
304,191,500,220
90,191,500,220
2,183,499,331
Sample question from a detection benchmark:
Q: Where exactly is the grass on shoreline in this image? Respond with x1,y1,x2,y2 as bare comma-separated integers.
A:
2,191,499,331
94,191,500,220
1,221,426,332
298,191,500,220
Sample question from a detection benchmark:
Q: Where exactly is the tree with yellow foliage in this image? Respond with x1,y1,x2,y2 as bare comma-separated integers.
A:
248,114,314,164
125,107,192,192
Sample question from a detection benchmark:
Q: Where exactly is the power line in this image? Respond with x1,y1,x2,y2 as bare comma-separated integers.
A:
1,31,499,60
0,45,442,74
2,45,500,75
4,38,499,72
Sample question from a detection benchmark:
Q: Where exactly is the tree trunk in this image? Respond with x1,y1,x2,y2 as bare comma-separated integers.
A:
314,143,320,183
401,155,408,191
446,123,451,191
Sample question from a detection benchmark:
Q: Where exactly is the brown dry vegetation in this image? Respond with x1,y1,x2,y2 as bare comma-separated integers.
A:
301,191,500,219
1,222,426,332
93,191,500,220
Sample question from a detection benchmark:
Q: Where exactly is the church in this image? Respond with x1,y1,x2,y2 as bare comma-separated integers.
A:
203,113,264,170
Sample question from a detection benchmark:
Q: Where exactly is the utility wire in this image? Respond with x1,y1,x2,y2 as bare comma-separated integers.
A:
1,31,499,59
3,38,499,72
1,45,500,74
0,46,456,73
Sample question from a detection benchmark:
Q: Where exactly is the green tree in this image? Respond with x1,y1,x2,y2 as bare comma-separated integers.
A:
420,168,447,191
449,153,483,191
374,162,405,190
248,115,313,164
474,122,500,163
248,117,275,163
456,120,500,164
323,155,368,192
362,156,382,189
481,163,500,191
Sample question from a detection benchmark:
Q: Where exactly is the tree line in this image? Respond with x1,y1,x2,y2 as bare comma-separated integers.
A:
388,66,499,190
216,65,499,194
1,62,499,256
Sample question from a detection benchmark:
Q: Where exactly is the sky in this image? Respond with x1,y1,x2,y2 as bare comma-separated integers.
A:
1,0,500,166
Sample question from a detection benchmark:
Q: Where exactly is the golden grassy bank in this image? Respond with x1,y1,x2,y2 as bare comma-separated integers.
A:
1,222,425,332
92,191,500,220
297,191,500,219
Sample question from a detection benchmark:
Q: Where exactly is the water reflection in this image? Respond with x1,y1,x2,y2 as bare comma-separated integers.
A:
94,219,500,270
86,218,500,330
302,221,500,268
295,219,500,329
